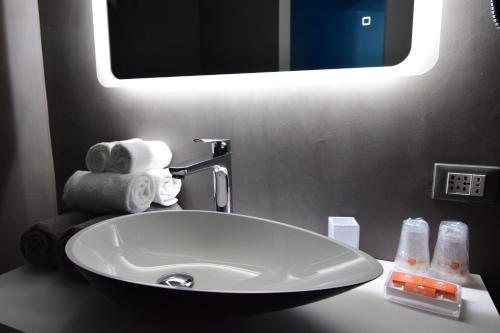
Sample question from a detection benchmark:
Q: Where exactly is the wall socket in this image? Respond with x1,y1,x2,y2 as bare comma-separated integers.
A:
446,173,473,195
471,175,486,197
433,163,500,204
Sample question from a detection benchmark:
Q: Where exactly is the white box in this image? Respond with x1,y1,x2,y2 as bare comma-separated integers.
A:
328,217,360,249
384,271,462,318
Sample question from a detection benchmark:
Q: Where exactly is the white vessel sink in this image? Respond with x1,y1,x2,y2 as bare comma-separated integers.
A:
66,210,382,315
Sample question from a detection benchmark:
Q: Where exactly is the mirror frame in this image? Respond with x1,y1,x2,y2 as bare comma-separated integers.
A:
92,0,443,89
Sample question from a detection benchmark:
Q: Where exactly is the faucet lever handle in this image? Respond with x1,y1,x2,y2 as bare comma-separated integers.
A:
194,138,231,157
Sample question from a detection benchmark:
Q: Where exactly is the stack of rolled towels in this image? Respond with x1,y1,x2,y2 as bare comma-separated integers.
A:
63,139,182,213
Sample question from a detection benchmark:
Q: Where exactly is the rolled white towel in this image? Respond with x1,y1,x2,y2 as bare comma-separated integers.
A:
63,171,155,214
147,169,182,206
161,198,179,207
85,139,142,173
109,140,173,174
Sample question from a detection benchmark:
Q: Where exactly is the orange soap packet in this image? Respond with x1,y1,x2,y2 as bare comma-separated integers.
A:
404,282,437,298
391,272,423,287
422,278,457,299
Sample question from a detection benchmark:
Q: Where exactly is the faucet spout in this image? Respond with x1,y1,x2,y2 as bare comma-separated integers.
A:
169,139,232,213
170,154,230,178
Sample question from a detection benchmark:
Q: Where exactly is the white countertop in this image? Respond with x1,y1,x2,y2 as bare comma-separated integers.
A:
0,260,498,333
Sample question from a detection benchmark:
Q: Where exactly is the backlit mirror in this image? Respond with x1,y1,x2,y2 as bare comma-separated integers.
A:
106,0,415,79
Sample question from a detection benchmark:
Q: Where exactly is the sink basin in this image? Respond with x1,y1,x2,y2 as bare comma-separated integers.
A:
66,210,382,315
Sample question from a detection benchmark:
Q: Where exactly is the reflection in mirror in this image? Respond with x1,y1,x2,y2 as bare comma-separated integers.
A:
107,0,414,79
492,0,500,32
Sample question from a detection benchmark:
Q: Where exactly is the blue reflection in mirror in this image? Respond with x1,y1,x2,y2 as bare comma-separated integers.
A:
291,0,386,70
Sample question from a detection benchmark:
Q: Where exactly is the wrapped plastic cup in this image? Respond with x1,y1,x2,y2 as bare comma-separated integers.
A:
394,218,430,274
431,221,469,285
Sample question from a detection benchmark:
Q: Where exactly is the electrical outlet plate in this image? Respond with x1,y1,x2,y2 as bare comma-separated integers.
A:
432,163,500,204
471,174,486,197
446,172,472,195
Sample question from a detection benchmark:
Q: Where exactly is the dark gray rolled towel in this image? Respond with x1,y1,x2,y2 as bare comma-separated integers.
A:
20,212,96,267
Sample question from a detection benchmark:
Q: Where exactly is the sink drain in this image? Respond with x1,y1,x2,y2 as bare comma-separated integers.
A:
157,273,194,288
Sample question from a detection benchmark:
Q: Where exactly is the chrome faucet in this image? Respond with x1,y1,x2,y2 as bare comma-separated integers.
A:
170,139,232,213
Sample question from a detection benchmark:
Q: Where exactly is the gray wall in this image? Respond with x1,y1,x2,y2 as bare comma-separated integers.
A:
38,0,500,305
0,0,57,273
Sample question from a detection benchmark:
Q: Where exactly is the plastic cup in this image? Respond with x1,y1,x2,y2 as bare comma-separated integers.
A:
394,218,430,274
431,221,469,285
